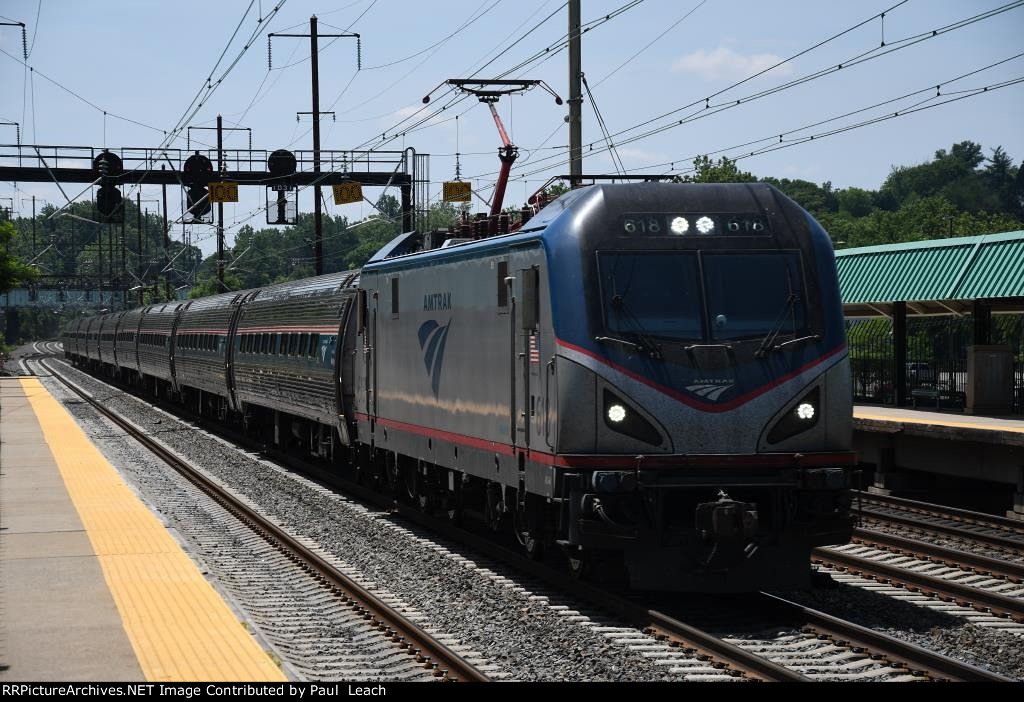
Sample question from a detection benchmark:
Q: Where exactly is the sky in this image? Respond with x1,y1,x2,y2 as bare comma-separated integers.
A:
1,0,1022,256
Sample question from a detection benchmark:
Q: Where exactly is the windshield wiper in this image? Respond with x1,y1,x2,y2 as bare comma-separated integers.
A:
595,335,643,352
755,292,799,358
605,294,663,359
771,333,820,352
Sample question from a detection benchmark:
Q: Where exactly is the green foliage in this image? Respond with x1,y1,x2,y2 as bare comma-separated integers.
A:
0,221,38,293
545,182,571,198
678,155,757,183
188,271,244,299
7,199,200,292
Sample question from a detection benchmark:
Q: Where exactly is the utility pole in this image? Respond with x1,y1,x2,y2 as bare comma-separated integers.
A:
161,169,171,301
217,114,225,293
268,19,360,276
310,16,324,276
119,204,126,308
30,195,35,256
568,0,583,185
136,190,143,306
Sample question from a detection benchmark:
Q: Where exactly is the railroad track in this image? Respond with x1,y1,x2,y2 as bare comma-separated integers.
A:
35,356,490,683
854,491,1024,555
812,541,1024,626
35,353,1013,681
375,499,1012,681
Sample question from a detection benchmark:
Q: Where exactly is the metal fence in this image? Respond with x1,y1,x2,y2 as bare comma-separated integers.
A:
847,314,1023,413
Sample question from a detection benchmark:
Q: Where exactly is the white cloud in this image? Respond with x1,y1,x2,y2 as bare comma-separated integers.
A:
671,47,793,81
384,104,451,131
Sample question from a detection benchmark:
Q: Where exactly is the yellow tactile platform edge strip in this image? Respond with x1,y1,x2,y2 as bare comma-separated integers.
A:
18,378,286,682
853,409,1024,434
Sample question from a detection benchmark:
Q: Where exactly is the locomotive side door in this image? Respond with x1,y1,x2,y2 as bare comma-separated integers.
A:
360,286,378,432
511,250,540,449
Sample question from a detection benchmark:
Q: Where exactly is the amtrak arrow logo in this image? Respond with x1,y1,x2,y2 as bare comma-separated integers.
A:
418,319,452,397
685,382,735,401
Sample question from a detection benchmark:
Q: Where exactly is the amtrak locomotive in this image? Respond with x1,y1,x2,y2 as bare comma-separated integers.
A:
65,183,855,592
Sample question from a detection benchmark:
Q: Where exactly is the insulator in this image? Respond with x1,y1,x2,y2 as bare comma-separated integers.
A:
520,206,532,226
356,36,362,70
267,36,272,69
488,214,498,237
21,26,27,61
497,213,510,235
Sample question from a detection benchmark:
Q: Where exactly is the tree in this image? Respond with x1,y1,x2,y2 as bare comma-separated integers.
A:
1016,160,1024,219
761,178,837,216
0,221,38,293
188,271,244,299
836,187,874,218
679,155,757,183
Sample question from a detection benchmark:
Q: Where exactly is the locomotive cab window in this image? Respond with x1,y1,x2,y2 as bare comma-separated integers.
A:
703,252,807,341
391,277,399,317
598,252,703,341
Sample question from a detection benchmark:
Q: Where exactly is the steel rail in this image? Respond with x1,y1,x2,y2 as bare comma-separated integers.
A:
330,468,1018,682
856,506,1024,552
37,357,490,683
851,527,1024,582
757,593,1013,682
855,491,1024,532
812,546,1024,623
372,495,808,682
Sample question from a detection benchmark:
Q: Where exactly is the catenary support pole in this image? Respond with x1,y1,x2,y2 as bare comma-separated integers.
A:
217,114,225,294
568,0,582,186
310,15,323,276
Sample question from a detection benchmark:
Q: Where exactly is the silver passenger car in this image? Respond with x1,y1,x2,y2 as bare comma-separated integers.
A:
233,272,358,427
114,308,144,375
175,291,247,403
137,301,186,385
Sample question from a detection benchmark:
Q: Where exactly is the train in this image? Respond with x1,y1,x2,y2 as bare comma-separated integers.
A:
63,182,856,592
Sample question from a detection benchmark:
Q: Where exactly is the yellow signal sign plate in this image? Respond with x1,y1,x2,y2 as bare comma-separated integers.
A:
333,182,363,205
208,181,239,203
443,180,471,203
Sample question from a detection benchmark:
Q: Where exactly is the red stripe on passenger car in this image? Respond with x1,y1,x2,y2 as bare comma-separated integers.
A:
555,338,847,413
238,326,338,333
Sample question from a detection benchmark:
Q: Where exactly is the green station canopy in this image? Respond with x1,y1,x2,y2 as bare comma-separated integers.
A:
834,230,1024,317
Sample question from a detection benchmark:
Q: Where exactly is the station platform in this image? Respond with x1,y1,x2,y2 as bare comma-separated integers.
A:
854,405,1024,444
0,377,286,682
852,405,1024,519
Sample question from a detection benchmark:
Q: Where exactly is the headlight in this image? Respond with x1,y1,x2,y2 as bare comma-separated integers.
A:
696,216,715,234
670,216,689,234
766,387,821,444
603,389,663,446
